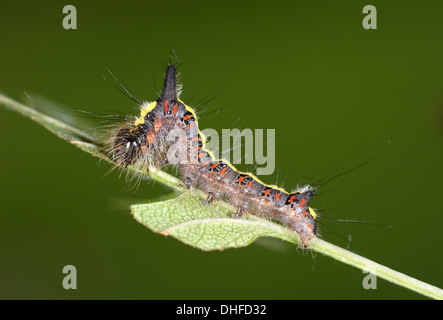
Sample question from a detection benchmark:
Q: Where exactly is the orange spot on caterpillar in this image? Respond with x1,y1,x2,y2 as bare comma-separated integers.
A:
275,193,281,201
183,114,192,120
188,122,195,129
263,189,271,195
303,210,308,215
220,167,227,175
201,160,210,167
173,104,178,115
192,146,201,152
237,176,245,184
147,130,155,143
247,180,253,188
298,198,306,208
154,116,162,131
164,100,169,113
191,136,200,141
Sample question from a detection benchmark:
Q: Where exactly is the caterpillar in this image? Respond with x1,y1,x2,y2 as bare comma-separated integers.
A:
105,64,317,248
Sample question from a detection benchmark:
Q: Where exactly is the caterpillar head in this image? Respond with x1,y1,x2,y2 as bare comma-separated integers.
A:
284,189,318,248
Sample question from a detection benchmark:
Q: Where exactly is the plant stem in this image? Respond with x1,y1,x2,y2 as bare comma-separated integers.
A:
309,238,443,300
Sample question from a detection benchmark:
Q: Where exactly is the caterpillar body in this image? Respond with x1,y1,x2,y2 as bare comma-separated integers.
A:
106,65,317,248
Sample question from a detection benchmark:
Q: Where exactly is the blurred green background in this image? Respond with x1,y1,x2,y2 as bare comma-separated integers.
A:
1,1,442,299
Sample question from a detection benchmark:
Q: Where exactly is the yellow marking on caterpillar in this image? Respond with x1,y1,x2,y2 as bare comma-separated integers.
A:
309,207,317,219
134,101,157,126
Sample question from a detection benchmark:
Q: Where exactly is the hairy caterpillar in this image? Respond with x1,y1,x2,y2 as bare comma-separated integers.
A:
105,64,317,248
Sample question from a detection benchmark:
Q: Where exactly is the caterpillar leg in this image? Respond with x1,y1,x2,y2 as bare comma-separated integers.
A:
233,207,245,219
204,192,215,206
298,239,311,249
184,177,193,189
158,156,169,169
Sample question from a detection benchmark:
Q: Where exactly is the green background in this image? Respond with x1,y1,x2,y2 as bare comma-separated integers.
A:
1,1,442,299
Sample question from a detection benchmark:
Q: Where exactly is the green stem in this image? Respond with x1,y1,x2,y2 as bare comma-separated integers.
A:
1,93,442,300
309,238,443,300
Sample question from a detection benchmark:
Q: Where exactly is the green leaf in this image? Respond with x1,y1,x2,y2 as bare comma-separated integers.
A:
131,191,300,251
